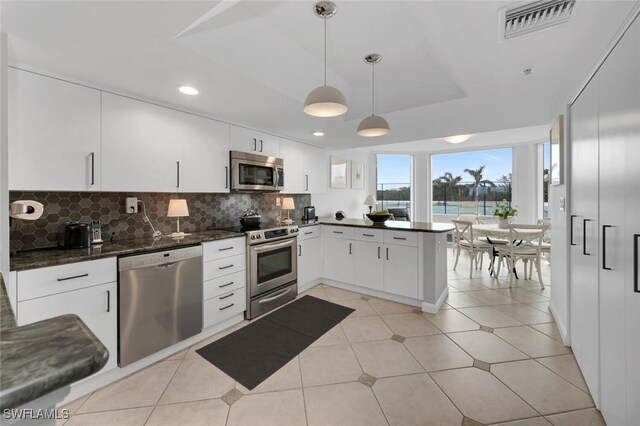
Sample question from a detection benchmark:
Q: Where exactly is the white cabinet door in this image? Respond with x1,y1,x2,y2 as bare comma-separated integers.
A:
180,116,230,193
17,281,118,373
305,144,328,194
230,125,279,157
298,237,322,287
279,138,305,193
102,93,181,192
322,237,355,284
355,241,384,291
383,244,418,298
8,68,101,191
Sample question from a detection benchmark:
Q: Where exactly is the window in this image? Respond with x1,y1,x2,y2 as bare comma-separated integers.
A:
542,142,550,219
376,155,412,214
432,148,513,217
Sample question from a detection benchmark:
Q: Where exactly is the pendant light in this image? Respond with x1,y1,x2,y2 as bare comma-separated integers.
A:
304,2,348,118
443,134,472,144
357,54,390,137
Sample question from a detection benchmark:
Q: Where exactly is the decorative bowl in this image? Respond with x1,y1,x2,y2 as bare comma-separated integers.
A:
366,213,392,223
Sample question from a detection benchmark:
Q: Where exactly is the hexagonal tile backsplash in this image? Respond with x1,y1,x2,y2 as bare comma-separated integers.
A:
10,192,311,251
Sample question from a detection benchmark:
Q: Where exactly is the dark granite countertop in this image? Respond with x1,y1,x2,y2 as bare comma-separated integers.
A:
0,274,108,410
10,229,244,271
317,217,455,233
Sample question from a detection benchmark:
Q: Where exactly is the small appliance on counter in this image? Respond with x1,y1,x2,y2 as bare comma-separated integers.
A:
240,210,262,228
302,206,316,221
62,222,92,249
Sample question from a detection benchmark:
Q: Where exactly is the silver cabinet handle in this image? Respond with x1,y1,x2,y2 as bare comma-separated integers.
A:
258,287,292,304
219,264,234,270
583,219,591,255
225,166,229,189
305,174,309,191
304,231,313,235
634,234,639,293
260,139,264,152
219,293,234,300
106,290,110,312
57,273,89,282
349,242,352,255
219,303,235,311
393,237,407,240
219,281,234,288
386,247,389,260
363,233,375,237
298,244,302,257
378,246,381,259
253,138,257,151
90,152,95,185
218,247,234,251
176,161,180,188
602,225,612,270
333,231,343,234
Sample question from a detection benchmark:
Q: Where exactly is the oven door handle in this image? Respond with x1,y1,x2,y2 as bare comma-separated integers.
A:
252,239,294,252
258,287,294,304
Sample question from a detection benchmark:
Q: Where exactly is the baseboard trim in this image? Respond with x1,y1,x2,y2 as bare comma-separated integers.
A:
318,279,423,308
298,279,323,294
549,300,571,346
422,286,449,314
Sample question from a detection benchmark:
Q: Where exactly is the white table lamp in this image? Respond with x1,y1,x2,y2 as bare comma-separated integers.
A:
364,194,377,213
281,197,295,225
167,199,189,237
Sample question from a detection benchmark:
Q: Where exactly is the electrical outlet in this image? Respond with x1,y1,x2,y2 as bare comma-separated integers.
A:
559,197,566,212
125,197,139,213
276,197,281,207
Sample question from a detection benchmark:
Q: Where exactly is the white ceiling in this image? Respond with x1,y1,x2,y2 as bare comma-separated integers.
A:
1,1,636,149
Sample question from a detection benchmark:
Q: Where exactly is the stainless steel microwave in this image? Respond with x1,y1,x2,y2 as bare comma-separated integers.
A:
230,151,284,192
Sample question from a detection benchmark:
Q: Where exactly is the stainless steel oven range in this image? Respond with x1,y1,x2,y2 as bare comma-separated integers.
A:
245,224,299,319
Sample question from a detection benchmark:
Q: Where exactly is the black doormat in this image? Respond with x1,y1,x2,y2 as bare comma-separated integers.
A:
196,295,354,390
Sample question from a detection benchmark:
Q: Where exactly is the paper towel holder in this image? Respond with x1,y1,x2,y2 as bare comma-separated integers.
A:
9,200,44,221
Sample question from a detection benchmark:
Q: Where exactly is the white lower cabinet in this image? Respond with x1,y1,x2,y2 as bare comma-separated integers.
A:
322,237,356,284
355,241,384,291
16,259,118,375
383,244,418,298
298,236,322,287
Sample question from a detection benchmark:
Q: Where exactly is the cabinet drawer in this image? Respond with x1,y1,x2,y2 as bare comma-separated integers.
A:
204,289,246,328
354,228,384,243
298,226,321,241
203,254,246,281
324,226,355,239
203,237,246,262
384,230,418,247
17,258,117,302
204,271,246,301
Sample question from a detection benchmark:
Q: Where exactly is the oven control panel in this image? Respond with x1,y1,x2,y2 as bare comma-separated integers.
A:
247,225,298,244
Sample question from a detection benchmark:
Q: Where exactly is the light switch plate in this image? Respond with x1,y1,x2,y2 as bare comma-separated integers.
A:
559,197,566,212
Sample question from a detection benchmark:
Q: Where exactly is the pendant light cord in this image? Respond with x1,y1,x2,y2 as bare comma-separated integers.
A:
323,17,327,85
371,63,375,115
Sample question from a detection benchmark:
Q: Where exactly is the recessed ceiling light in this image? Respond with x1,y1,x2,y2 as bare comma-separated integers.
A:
178,86,199,95
313,131,324,136
443,134,472,144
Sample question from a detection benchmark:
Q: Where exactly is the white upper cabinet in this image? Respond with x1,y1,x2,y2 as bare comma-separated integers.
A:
280,138,327,194
305,144,327,194
8,68,102,191
230,125,280,158
102,94,230,193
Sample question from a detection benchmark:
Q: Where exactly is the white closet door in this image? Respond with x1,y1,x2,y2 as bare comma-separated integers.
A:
569,77,600,404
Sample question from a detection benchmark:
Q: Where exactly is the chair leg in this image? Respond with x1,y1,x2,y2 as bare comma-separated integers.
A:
507,257,515,286
536,258,545,289
469,251,473,278
453,246,460,271
479,251,484,270
496,253,502,276
529,260,534,280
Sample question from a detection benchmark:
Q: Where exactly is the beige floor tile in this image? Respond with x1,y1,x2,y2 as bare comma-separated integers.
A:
159,358,235,404
236,358,302,394
494,326,572,358
492,360,594,415
227,389,307,426
536,355,589,393
145,399,228,426
464,290,520,305
448,280,490,292
341,316,394,342
447,330,529,363
430,367,538,424
490,417,552,425
373,373,463,426
186,321,248,359
423,309,480,333
493,304,554,325
496,288,549,304
60,394,91,415
299,343,362,386
404,335,474,371
530,323,563,342
368,298,416,315
380,312,441,337
545,408,605,426
310,324,349,347
445,292,486,308
333,297,378,317
65,407,153,426
527,302,551,314
304,382,387,426
323,286,363,301
440,302,455,310
351,340,424,378
164,348,188,361
458,307,524,328
448,285,461,293
300,285,328,300
78,361,180,413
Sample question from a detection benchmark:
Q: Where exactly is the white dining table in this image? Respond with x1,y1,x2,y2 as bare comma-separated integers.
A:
472,224,541,241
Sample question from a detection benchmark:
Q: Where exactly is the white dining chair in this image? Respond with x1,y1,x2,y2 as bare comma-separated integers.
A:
451,220,494,278
495,224,549,288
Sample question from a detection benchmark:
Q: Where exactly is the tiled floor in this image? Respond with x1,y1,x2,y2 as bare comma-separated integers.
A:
60,249,605,426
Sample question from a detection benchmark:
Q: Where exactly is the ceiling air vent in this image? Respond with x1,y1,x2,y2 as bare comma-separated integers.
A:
503,0,576,40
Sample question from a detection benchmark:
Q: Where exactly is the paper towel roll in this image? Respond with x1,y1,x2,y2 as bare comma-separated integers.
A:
9,200,44,220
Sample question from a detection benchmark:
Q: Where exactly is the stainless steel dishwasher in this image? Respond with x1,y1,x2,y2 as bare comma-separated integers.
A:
119,245,203,367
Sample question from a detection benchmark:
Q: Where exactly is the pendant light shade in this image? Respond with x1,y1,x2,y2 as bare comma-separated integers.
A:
304,2,348,118
357,53,390,137
443,134,472,144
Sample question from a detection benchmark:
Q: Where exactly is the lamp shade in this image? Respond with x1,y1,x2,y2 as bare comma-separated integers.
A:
167,199,189,217
363,194,377,206
443,134,472,144
282,197,295,210
357,115,390,137
304,85,348,117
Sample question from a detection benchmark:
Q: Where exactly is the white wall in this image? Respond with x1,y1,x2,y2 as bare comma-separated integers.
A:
512,144,539,225
1,33,9,279
312,148,372,219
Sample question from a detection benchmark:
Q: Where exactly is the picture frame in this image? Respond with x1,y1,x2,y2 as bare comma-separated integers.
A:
330,156,348,189
351,160,364,190
550,114,564,186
